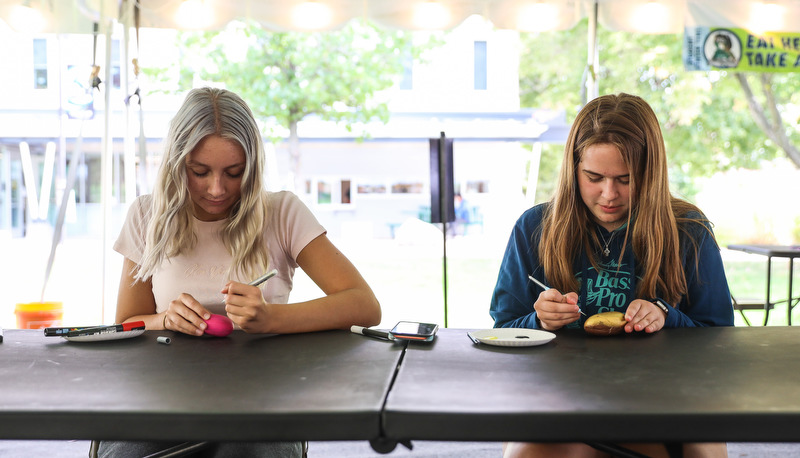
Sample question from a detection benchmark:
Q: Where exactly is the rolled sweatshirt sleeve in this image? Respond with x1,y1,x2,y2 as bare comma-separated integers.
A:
490,206,546,329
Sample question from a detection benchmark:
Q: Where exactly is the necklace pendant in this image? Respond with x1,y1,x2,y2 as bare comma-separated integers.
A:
603,247,610,257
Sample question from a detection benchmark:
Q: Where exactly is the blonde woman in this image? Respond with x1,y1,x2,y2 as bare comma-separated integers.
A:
102,87,380,457
490,93,732,458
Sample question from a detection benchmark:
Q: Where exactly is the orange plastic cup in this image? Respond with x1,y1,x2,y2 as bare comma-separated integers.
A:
15,301,64,329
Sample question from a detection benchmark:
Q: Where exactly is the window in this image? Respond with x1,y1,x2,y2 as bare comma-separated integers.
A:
473,40,487,90
33,38,47,89
399,53,413,90
391,182,424,194
357,183,387,194
466,180,489,193
317,181,332,204
310,178,355,207
340,179,351,204
111,40,121,89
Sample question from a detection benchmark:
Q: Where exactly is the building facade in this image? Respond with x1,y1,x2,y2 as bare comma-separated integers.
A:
0,15,567,241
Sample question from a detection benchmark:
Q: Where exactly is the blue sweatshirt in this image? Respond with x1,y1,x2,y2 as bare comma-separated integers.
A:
490,203,734,330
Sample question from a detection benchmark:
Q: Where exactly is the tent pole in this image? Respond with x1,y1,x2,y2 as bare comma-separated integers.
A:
585,0,599,104
101,18,114,324
121,0,137,203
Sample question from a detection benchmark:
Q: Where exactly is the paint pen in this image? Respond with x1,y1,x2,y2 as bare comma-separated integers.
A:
350,325,391,341
66,321,146,338
249,269,278,287
44,326,91,337
222,269,278,304
528,275,587,316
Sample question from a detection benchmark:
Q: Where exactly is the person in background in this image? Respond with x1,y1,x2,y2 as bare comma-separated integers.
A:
490,93,732,458
102,87,381,458
450,192,471,236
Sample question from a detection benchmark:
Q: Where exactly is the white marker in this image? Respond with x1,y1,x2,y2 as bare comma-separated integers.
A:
528,275,587,316
249,269,278,287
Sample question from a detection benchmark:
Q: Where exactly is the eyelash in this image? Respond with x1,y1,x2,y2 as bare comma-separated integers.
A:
190,170,243,178
588,176,629,185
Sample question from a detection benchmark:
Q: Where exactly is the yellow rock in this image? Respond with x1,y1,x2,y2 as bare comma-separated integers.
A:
584,311,627,336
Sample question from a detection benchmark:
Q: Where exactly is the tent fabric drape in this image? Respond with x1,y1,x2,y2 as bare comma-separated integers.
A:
3,0,800,35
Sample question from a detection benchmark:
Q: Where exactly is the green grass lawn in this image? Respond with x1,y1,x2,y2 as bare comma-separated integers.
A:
725,260,800,326
294,242,799,329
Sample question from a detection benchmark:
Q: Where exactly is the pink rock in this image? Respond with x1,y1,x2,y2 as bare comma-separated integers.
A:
204,314,234,337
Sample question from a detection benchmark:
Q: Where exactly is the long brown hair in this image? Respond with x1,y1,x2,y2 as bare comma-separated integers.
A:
539,93,705,305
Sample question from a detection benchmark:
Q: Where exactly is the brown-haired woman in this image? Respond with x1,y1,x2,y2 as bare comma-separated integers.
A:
490,93,732,458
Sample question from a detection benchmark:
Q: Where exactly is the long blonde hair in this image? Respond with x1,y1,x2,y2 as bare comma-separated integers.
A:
135,87,269,282
539,93,707,305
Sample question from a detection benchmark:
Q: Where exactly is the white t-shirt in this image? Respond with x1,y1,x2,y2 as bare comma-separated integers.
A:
114,191,326,315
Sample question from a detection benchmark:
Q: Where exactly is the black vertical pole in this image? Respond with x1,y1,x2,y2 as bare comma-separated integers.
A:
438,132,448,328
430,133,454,328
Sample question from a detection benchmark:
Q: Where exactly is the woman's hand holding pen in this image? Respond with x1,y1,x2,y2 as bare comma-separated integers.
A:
624,299,666,334
163,293,212,336
221,281,271,333
534,289,581,331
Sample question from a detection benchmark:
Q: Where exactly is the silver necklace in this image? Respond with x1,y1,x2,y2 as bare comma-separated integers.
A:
598,230,615,257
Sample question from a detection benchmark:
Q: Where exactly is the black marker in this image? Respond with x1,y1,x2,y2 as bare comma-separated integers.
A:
44,326,89,337
350,325,391,341
66,321,145,338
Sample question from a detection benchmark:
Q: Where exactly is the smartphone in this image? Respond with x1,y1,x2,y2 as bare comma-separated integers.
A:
389,321,439,342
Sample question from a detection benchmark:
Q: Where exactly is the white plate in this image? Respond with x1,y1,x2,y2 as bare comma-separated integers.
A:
468,328,555,347
63,329,145,342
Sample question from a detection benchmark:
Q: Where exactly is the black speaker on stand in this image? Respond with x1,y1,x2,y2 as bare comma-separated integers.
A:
430,132,454,327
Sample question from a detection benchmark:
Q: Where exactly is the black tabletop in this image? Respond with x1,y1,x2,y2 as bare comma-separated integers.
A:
0,329,403,441
728,244,800,258
383,327,800,443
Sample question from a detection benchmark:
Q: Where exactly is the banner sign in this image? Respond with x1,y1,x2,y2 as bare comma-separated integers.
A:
684,27,800,72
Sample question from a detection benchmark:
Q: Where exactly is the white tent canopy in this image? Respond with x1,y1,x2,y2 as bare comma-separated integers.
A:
2,0,800,35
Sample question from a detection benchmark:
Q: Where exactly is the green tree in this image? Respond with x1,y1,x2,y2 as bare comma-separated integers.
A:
147,19,430,190
519,19,800,199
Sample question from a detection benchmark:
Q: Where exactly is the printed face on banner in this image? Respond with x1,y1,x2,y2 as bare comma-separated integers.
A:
704,29,742,68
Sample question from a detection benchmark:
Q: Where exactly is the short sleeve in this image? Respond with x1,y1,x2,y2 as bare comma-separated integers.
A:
268,191,327,267
113,195,152,265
